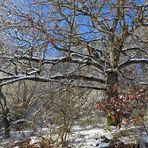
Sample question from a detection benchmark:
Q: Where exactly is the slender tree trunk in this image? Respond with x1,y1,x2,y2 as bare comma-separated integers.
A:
3,114,11,138
0,87,10,138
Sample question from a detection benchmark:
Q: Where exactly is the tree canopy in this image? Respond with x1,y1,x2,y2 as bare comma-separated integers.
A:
0,1,147,92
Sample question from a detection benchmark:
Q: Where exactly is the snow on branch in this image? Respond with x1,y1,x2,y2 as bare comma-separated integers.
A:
14,55,104,71
17,55,69,64
0,76,52,87
119,58,148,69
0,74,106,91
122,47,148,55
0,76,20,82
70,84,106,91
50,74,105,84
0,73,105,87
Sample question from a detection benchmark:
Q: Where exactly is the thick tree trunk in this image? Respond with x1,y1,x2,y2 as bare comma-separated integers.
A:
106,70,119,126
106,70,119,100
107,43,120,100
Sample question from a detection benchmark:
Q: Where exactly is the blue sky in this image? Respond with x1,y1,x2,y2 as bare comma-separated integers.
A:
7,0,146,58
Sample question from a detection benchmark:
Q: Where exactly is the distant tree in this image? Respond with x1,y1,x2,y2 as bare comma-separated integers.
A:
7,81,39,129
41,84,90,145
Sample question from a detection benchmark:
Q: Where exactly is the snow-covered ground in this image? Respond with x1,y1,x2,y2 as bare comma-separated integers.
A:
69,126,109,147
68,125,140,147
0,125,147,147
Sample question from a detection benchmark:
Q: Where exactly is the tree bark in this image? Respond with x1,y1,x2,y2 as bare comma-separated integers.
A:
107,41,120,100
0,87,10,138
106,70,119,99
106,70,119,126
3,114,11,138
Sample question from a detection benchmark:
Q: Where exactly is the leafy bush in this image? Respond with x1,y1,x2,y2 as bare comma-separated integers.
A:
96,84,148,127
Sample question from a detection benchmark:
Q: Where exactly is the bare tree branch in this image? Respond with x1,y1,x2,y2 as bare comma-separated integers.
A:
119,58,148,69
50,74,105,84
122,47,148,55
